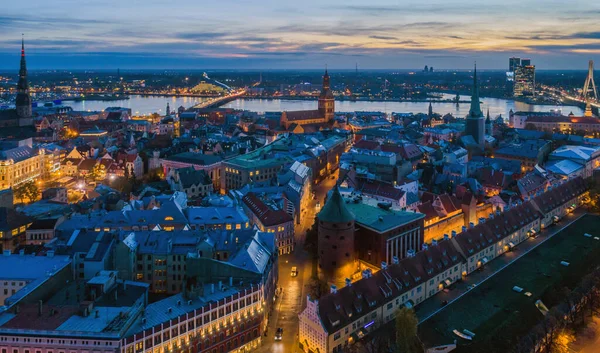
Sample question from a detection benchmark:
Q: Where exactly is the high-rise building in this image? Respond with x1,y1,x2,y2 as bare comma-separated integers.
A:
509,57,521,73
521,58,531,66
465,64,485,148
514,64,536,97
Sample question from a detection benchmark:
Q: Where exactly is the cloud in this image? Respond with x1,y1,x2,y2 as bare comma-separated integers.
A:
369,35,398,41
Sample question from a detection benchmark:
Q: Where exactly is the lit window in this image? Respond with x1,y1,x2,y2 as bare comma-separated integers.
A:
164,216,174,221
236,224,241,230
226,224,232,230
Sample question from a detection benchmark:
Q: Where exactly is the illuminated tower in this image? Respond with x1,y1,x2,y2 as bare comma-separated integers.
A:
318,187,355,285
16,36,32,126
318,68,335,122
465,64,485,147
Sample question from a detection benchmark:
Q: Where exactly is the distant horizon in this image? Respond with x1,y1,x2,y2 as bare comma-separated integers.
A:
0,67,596,73
1,0,599,70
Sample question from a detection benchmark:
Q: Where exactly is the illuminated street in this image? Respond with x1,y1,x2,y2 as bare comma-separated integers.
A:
257,171,339,353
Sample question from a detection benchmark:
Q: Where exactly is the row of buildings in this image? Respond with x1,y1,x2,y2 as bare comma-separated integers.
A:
300,176,588,353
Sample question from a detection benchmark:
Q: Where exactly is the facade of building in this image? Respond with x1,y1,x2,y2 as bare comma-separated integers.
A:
299,177,588,353
280,70,335,129
168,167,214,199
514,64,536,97
242,192,295,255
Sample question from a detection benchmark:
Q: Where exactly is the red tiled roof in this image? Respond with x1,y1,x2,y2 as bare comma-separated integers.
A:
360,180,405,201
317,238,462,333
283,110,322,121
417,201,439,221
354,140,381,151
243,192,293,227
1,304,79,330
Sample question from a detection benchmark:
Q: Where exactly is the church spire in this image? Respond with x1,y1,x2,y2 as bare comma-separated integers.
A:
469,63,482,118
486,108,490,121
16,34,32,122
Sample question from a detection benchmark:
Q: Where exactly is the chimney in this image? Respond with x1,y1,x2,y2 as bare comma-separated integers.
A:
345,278,352,287
407,249,415,258
432,239,438,246
19,250,24,256
95,310,100,318
461,226,467,233
211,283,215,294
422,243,429,250
47,250,54,258
469,222,474,229
330,285,337,294
479,217,485,224
451,230,457,238
443,234,449,240
229,277,233,287
3,250,10,257
218,281,222,290
392,256,399,265
381,261,388,270
38,300,43,317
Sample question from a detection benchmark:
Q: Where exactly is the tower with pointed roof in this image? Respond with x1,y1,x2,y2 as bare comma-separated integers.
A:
166,102,170,116
16,36,32,126
465,64,485,147
317,186,355,284
318,68,335,122
485,108,493,135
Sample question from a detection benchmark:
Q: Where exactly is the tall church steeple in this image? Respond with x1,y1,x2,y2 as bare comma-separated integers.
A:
318,67,335,122
469,63,482,118
465,63,485,147
16,35,32,125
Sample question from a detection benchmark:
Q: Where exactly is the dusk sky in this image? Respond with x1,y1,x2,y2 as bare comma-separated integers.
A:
1,0,599,70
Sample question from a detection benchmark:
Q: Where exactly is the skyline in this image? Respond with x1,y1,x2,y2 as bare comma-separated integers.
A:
0,0,600,69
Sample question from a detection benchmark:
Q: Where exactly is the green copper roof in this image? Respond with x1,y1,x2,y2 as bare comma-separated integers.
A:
468,63,483,118
318,187,355,223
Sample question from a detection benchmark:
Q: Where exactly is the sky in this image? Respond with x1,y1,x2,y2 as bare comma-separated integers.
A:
0,0,599,70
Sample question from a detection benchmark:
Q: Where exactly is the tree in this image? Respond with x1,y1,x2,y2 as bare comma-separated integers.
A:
145,167,165,183
13,180,39,204
395,307,422,353
88,164,104,181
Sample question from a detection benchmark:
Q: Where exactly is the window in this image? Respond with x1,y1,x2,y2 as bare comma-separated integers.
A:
333,332,341,340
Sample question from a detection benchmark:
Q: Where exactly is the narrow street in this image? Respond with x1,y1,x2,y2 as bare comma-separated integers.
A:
257,171,339,353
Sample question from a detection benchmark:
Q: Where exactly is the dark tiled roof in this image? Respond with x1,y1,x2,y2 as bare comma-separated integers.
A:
317,238,462,333
243,192,293,227
284,110,322,121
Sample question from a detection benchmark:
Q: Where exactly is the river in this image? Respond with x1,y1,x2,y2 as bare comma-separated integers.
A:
64,95,211,115
63,94,584,117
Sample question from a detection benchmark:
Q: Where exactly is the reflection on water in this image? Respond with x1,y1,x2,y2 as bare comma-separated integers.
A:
65,95,211,115
223,97,584,119
64,94,585,118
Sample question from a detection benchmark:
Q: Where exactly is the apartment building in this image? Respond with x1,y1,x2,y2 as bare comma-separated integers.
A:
299,176,588,353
